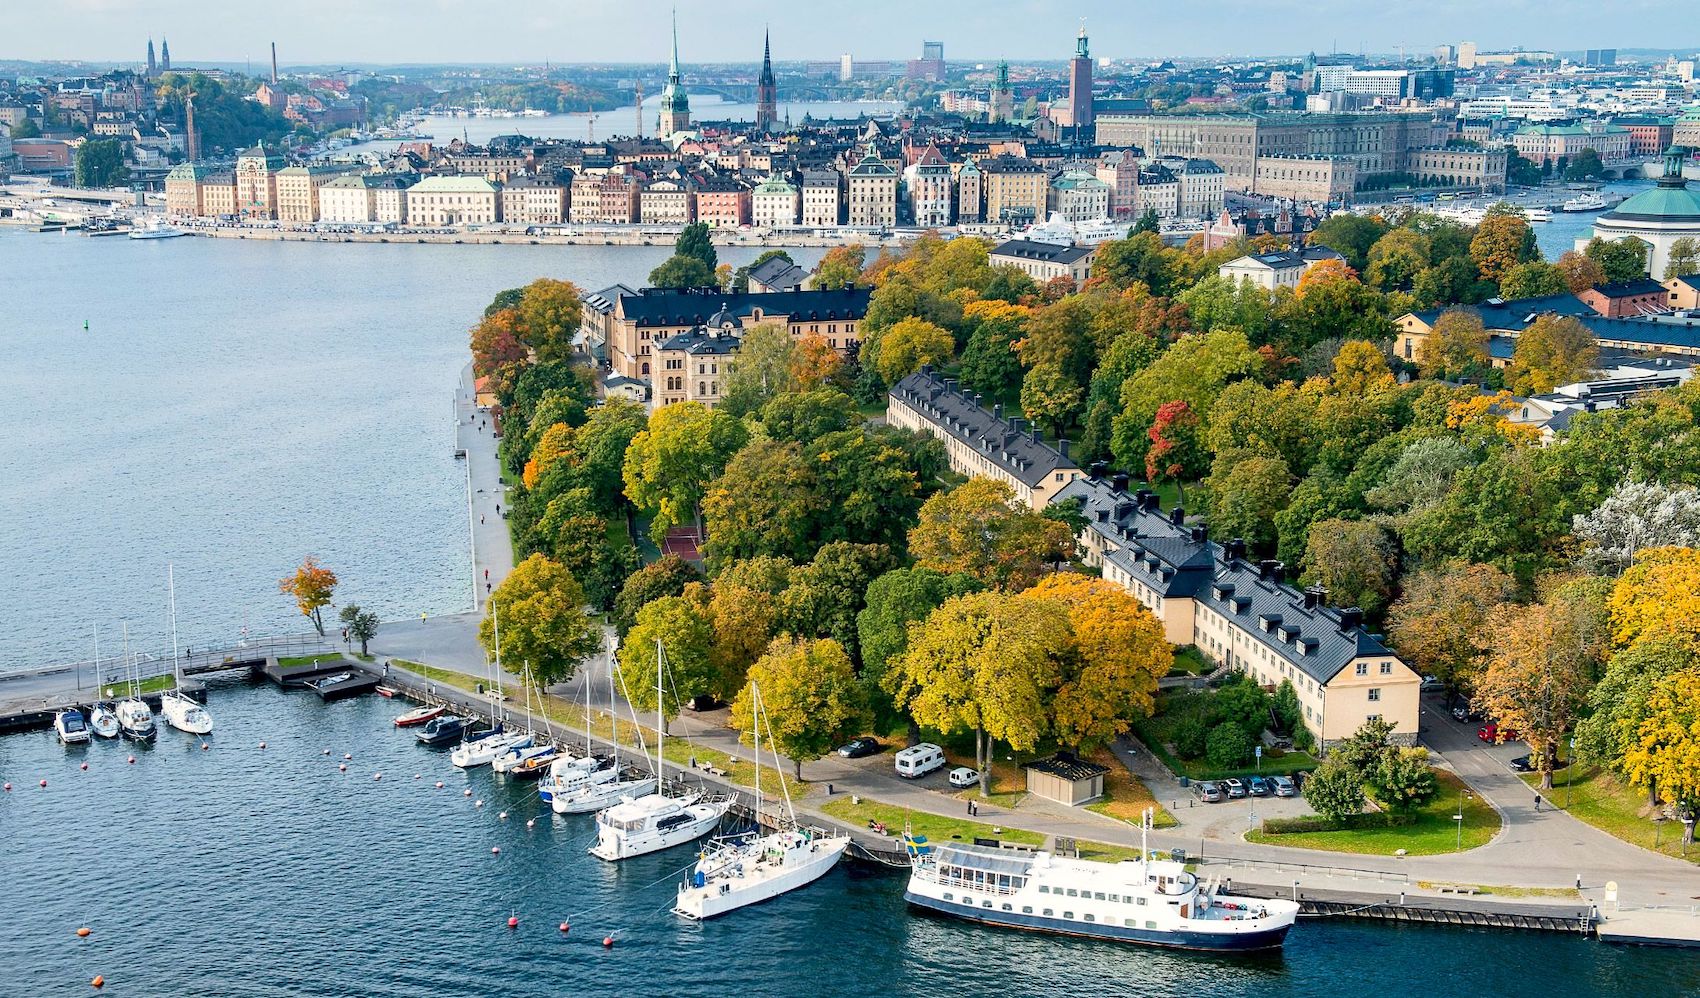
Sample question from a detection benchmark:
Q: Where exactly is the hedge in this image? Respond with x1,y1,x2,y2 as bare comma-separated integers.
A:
1260,812,1418,835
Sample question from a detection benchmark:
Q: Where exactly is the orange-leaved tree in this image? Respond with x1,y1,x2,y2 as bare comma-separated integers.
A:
280,556,338,636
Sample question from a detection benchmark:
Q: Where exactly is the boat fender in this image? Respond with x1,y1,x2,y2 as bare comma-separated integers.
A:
527,819,536,829
90,975,104,988
201,743,209,751
436,782,445,789
127,756,135,764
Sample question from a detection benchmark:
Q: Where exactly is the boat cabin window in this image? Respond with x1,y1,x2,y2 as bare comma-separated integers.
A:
1038,885,1049,893
982,901,992,909
943,893,953,901
1146,920,1157,930
1094,892,1106,900
1063,911,1074,919
1042,908,1053,916
1084,915,1095,923
1002,904,1012,911
1021,906,1033,914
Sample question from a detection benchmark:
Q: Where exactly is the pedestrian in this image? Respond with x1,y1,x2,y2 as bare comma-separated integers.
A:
966,800,973,816
1534,793,1543,812
827,783,834,795
480,514,485,524
484,569,489,580
486,582,492,593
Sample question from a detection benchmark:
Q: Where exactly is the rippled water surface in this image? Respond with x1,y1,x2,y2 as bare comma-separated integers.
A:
0,230,818,668
3,683,1696,997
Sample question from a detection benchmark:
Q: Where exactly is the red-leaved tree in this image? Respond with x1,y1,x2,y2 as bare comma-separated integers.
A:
1145,400,1206,504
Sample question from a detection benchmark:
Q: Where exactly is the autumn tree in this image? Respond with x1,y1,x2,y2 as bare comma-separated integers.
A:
1386,561,1518,692
1026,573,1170,752
1145,400,1207,503
1419,308,1490,379
1021,363,1085,438
279,556,338,636
1112,329,1263,473
908,478,1075,591
1622,666,1700,835
1308,213,1389,271
1365,228,1431,291
514,278,584,363
1575,637,1690,783
1477,600,1597,788
1585,236,1649,284
612,554,702,638
470,308,529,378
338,604,379,656
1554,250,1608,293
730,637,867,779
1507,314,1598,395
1205,451,1291,552
1331,339,1394,395
719,324,798,417
478,554,601,687
1302,518,1398,616
1469,209,1539,285
814,243,866,290
648,252,717,289
873,316,954,384
622,401,749,535
705,580,779,697
1606,546,1700,650
1497,261,1570,301
790,331,844,389
618,592,716,724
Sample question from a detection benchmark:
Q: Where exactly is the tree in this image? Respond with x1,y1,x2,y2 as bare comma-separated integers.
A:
716,324,798,417
619,594,716,723
514,278,584,363
1331,340,1393,395
1478,601,1596,788
478,554,601,687
622,402,749,535
470,308,529,378
8,117,41,139
700,440,820,565
1469,211,1539,285
1664,237,1700,280
776,542,900,659
1497,261,1570,301
1020,363,1085,439
1206,722,1254,769
1027,573,1170,752
1386,561,1517,692
337,604,379,656
909,478,1075,591
730,637,866,779
1563,148,1605,182
1018,294,1099,388
1094,231,1172,293
612,554,702,638
1112,329,1263,473
1133,207,1160,234
1574,482,1700,575
1576,637,1690,782
1302,518,1397,616
74,139,129,187
1304,756,1367,822
1508,314,1598,395
1585,236,1650,283
814,244,866,290
1205,452,1291,552
1622,666,1700,836
1419,308,1490,379
874,316,954,383
1607,546,1700,651
648,253,716,289
759,388,858,444
1368,748,1440,813
1309,214,1389,272
675,221,717,272
1365,228,1431,291
1554,250,1607,293
958,300,1029,400
278,556,338,636
1145,400,1207,502
1365,436,1475,515
857,567,983,730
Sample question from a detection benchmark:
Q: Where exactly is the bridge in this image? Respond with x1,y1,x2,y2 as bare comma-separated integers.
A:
4,632,337,700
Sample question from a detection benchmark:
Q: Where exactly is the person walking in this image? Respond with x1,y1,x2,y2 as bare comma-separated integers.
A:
1534,793,1543,813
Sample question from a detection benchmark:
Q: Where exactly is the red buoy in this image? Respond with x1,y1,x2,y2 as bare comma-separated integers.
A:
603,936,614,948
3,782,11,792
76,927,91,938
491,846,501,855
80,762,89,771
559,922,569,934
507,916,519,929
127,756,135,764
39,779,47,787
91,974,104,988
200,743,209,751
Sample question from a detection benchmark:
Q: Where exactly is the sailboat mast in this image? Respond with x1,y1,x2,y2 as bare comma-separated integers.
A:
168,563,180,685
752,683,761,828
92,623,99,691
655,637,664,788
607,642,618,770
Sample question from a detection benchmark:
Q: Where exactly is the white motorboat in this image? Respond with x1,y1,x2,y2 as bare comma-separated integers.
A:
903,809,1298,952
492,741,552,774
116,697,156,741
88,703,120,739
128,217,184,239
588,637,729,861
451,729,530,769
54,708,91,745
160,689,213,735
550,765,654,814
1522,206,1553,223
673,682,849,919
1561,192,1608,212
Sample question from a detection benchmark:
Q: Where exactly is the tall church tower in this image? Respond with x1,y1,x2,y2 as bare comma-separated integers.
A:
755,29,777,133
658,11,692,140
161,37,172,71
1067,21,1093,140
146,38,157,78
990,60,1013,123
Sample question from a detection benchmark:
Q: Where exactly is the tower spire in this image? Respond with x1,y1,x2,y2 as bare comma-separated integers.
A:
670,9,681,78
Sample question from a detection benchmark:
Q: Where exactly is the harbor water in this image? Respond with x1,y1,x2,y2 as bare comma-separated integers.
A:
0,228,820,669
3,680,1697,997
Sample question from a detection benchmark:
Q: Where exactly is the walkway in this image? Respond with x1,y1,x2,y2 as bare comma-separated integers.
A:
456,362,514,611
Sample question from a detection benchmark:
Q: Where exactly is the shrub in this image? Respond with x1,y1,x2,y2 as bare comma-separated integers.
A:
1206,721,1254,770
1303,756,1367,822
1261,812,1417,835
1173,715,1209,758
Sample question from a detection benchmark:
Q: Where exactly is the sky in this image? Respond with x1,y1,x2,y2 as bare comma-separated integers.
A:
10,0,1696,66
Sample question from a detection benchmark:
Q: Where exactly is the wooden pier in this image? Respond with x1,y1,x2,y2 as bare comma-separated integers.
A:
1227,880,1595,934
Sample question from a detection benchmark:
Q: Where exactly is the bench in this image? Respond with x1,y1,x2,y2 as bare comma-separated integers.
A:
1435,884,1481,895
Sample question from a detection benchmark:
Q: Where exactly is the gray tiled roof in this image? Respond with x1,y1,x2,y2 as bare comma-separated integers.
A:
990,239,1094,265
890,370,1077,488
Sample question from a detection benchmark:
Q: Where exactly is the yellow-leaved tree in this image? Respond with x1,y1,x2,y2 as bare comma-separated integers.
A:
279,555,338,636
1477,599,1596,788
1026,573,1170,753
522,422,575,489
1607,546,1700,651
1623,666,1700,841
479,554,601,687
729,637,865,780
908,477,1076,591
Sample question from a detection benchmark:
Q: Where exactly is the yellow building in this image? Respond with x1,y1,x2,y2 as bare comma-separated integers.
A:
979,154,1048,225
651,306,743,409
275,164,361,223
599,287,869,381
234,141,284,219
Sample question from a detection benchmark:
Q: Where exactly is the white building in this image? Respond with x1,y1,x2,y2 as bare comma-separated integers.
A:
1046,170,1110,223
1577,150,1700,280
751,175,800,228
1218,246,1346,291
406,175,501,226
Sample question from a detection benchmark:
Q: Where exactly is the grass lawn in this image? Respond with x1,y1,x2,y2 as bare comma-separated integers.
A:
1415,881,1583,900
388,659,810,801
1169,646,1211,676
821,795,1044,848
1083,748,1177,828
1245,770,1501,856
1521,760,1700,865
120,673,177,695
277,654,346,670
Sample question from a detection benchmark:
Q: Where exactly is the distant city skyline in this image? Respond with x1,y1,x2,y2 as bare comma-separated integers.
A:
12,0,1699,67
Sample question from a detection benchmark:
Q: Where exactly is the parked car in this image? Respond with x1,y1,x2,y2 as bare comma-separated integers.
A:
947,766,979,789
894,742,947,779
1420,675,1446,692
1247,776,1271,797
1271,775,1297,798
1450,699,1477,723
1193,781,1224,803
1511,754,1568,773
1223,778,1248,799
836,737,881,759
1478,723,1519,743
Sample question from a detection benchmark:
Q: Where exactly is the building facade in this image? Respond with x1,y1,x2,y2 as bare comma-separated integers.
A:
406,175,501,225
501,175,569,225
980,154,1048,225
989,238,1097,284
1046,170,1110,222
234,142,284,219
801,170,842,228
847,149,898,228
751,175,800,228
906,145,954,228
603,287,870,380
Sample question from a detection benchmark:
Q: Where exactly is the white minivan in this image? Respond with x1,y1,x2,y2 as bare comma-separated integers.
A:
894,742,947,779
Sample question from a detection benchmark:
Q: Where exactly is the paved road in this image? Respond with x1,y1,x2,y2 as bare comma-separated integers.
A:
456,363,514,610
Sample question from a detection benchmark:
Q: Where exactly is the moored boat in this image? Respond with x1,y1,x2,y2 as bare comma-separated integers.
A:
54,708,91,745
450,729,530,769
160,689,213,735
116,698,156,742
589,791,730,861
509,746,559,780
1561,192,1608,212
416,715,470,746
88,703,120,739
394,704,445,728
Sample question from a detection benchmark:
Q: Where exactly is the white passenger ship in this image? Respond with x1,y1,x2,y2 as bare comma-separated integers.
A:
904,810,1298,952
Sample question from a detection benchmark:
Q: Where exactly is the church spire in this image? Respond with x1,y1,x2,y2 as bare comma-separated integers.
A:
669,9,681,80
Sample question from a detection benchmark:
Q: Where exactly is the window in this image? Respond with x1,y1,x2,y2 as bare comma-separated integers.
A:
1380,662,1393,675
1063,911,1074,919
1002,903,1012,911
1355,663,1368,677
1038,886,1049,894
1095,892,1107,901
1368,688,1381,702
1084,914,1096,922
1021,906,1033,914
943,893,954,901
1367,713,1382,721
1136,896,1147,906
1042,908,1053,917
1066,889,1078,897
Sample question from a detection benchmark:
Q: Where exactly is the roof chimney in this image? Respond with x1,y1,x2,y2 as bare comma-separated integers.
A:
1226,538,1247,562
1058,438,1070,459
1169,506,1185,525
992,403,1004,420
1111,472,1130,492
1031,427,1042,445
1189,524,1207,543
1337,608,1364,632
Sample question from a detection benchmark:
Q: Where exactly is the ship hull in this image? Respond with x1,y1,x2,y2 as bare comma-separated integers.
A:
904,889,1292,952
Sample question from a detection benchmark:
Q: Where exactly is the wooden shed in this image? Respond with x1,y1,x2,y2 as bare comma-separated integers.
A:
1023,753,1110,806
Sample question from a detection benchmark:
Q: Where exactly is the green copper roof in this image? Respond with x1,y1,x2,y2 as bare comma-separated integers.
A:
1604,185,1700,222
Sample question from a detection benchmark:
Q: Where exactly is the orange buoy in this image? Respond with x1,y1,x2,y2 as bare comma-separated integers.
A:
76,927,91,938
559,921,569,934
507,915,519,929
80,762,89,771
491,846,501,855
91,974,104,988
603,936,614,948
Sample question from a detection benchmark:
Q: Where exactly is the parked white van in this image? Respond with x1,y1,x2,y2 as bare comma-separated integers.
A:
894,742,947,779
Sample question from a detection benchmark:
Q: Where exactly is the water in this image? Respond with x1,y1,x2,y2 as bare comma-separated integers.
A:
0,230,820,669
2,681,1695,997
1532,178,1654,261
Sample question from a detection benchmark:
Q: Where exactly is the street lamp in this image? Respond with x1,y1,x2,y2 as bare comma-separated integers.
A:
1454,790,1473,851
1567,736,1577,811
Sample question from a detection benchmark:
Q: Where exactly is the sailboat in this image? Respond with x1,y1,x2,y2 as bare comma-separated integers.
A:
87,625,120,739
451,615,531,768
550,635,655,814
492,664,553,773
115,626,156,742
588,638,730,862
672,682,850,919
158,565,213,735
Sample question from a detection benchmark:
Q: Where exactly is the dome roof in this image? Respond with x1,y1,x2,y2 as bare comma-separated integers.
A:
1602,185,1700,223
707,302,742,329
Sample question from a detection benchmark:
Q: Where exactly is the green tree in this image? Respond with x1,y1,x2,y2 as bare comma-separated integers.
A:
1574,636,1689,781
8,117,41,139
1563,148,1605,182
1133,207,1160,234
1309,213,1390,272
478,554,601,687
1206,452,1292,552
814,244,866,290
701,439,821,566
1020,363,1085,438
622,401,749,535
1497,261,1570,301
1302,518,1397,616
1368,748,1440,813
958,302,1028,400
1664,236,1700,280
74,139,129,187
1206,722,1254,769
1365,228,1431,291
719,324,799,417
514,278,584,363
619,594,716,724
1211,673,1274,741
337,604,379,656
777,541,900,659
759,388,858,444
648,253,716,289
857,567,984,729
909,478,1076,591
675,221,717,272
1112,329,1264,473
874,316,955,383
730,637,867,779
1585,236,1650,283
1305,756,1368,822
1094,231,1172,293
1418,308,1491,379
612,554,702,638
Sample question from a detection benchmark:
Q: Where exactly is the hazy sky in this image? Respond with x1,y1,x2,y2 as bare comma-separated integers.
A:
13,0,1695,66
